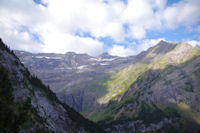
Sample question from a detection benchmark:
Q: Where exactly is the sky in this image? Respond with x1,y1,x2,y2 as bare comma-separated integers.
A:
0,0,200,57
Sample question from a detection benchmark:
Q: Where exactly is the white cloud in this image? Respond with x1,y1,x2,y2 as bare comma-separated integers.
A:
121,0,165,39
0,0,106,55
109,45,136,57
0,0,199,56
188,40,200,47
122,0,154,23
163,0,200,28
0,21,43,53
42,30,104,56
128,26,146,39
45,0,125,40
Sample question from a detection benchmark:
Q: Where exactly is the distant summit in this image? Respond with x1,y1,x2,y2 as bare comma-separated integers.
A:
99,52,117,58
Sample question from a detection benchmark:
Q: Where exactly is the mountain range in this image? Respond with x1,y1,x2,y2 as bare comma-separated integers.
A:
15,48,134,112
1,38,200,132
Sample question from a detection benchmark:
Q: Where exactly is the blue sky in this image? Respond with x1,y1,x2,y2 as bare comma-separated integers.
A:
0,0,200,56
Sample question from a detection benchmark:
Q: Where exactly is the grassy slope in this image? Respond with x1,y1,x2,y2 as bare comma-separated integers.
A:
87,43,200,132
96,43,200,105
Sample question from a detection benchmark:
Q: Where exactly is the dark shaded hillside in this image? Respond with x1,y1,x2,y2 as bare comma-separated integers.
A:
0,38,106,133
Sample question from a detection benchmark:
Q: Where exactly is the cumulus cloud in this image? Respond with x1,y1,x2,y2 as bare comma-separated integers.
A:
0,0,107,55
42,31,104,56
188,40,200,47
121,0,165,39
0,21,43,53
163,0,200,29
109,45,136,57
0,0,199,56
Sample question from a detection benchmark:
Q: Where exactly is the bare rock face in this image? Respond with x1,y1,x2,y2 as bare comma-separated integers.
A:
57,91,84,111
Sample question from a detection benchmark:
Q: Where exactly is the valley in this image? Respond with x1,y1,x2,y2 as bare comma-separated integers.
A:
1,0,200,132
15,40,200,133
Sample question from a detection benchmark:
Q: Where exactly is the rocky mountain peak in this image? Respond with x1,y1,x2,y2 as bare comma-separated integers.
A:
157,40,168,44
65,51,76,55
150,40,177,55
65,51,90,57
99,52,116,59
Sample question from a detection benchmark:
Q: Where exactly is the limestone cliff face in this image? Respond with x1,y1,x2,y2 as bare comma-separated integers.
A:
0,38,105,133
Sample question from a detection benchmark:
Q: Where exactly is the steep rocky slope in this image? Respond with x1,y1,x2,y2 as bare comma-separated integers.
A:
0,38,105,133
